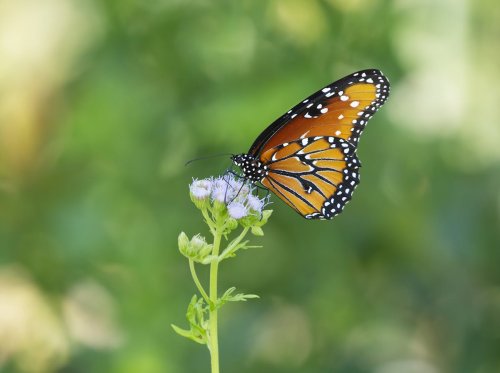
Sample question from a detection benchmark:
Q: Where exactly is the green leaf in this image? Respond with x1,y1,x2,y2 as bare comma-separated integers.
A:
255,210,273,227
221,286,236,299
171,324,206,344
215,287,260,309
251,226,264,236
227,293,259,302
218,239,250,261
175,295,208,344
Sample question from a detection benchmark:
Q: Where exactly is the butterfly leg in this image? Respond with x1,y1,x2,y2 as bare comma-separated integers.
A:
252,183,271,220
225,168,245,180
222,170,250,205
228,182,246,205
253,182,269,192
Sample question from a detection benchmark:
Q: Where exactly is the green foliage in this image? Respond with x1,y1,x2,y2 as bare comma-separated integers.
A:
1,1,499,372
171,295,208,345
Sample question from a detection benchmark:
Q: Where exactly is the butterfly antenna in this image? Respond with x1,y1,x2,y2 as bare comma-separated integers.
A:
185,153,234,167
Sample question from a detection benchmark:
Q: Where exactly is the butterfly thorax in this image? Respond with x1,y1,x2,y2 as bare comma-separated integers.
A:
231,154,268,182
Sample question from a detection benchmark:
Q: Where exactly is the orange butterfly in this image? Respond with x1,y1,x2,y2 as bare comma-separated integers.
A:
232,69,390,219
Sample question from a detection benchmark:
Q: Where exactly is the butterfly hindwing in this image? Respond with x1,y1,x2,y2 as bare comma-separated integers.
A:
260,136,361,219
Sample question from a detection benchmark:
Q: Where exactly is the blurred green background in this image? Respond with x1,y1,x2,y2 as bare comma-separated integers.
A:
1,0,499,372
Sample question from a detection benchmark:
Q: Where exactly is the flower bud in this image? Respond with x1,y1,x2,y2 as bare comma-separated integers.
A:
189,179,212,210
178,232,190,256
190,234,208,252
223,217,238,234
179,234,214,263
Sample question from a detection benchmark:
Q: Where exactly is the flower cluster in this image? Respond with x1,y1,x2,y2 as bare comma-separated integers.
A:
190,174,269,221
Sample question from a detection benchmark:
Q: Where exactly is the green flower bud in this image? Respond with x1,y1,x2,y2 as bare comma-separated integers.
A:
178,232,190,256
223,217,238,235
251,226,264,236
179,234,214,263
191,234,212,257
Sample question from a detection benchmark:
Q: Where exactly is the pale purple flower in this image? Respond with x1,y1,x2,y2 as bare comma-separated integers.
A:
190,178,212,199
228,201,248,219
211,175,245,203
211,177,231,202
191,174,268,217
228,177,244,193
247,194,265,213
211,184,227,203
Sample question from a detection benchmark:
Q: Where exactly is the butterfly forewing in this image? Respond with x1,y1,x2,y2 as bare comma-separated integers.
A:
249,69,389,157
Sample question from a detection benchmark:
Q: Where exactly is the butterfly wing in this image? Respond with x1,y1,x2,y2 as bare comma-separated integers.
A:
259,136,360,219
249,69,390,157
252,69,389,219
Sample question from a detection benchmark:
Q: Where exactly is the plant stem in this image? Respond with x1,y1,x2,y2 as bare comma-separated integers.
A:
189,259,209,303
209,227,222,373
219,227,249,260
201,208,215,235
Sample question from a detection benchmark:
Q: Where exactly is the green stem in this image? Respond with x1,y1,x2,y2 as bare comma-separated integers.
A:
202,208,215,235
219,226,250,260
189,259,209,303
209,227,222,373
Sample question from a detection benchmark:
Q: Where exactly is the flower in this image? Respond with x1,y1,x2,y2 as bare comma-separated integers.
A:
190,179,212,199
247,194,265,213
189,178,213,209
189,173,269,221
227,177,244,196
211,178,230,203
210,175,245,204
228,202,248,219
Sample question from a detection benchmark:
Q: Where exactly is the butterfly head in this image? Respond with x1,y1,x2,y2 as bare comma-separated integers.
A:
231,154,268,182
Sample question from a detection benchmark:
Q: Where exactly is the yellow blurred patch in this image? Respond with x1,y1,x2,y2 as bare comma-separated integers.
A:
268,0,327,46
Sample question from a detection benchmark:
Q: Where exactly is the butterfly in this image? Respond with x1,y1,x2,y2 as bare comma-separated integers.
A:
231,69,390,220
